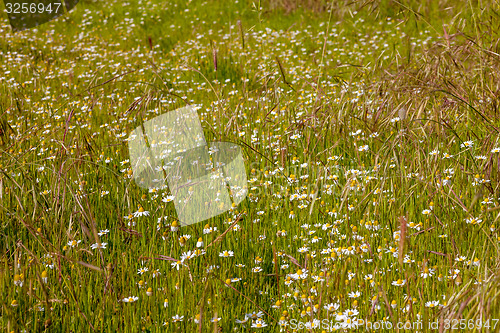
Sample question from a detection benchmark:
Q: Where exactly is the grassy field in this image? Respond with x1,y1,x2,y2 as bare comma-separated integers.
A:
1,0,500,331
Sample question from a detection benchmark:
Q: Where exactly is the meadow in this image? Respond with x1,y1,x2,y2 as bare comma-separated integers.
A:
1,0,500,331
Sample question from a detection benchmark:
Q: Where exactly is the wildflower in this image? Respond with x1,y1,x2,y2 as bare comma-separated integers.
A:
392,279,406,286
324,302,340,312
465,217,482,225
98,229,109,236
422,209,431,215
298,246,309,253
172,315,184,322
235,317,249,324
252,267,263,273
206,265,219,273
91,242,107,249
41,270,48,283
481,197,494,205
291,269,308,280
162,195,175,203
421,267,435,278
196,237,204,247
358,145,369,152
67,240,81,248
442,152,452,159
171,260,184,270
133,206,149,217
385,247,398,257
164,299,168,308
251,319,268,328
425,300,440,308
137,267,149,275
122,296,139,303
272,300,282,309
246,311,264,319
11,299,18,307
343,308,359,317
491,147,500,153
171,220,179,232
203,224,215,234
219,250,234,258
460,140,474,148
146,287,153,296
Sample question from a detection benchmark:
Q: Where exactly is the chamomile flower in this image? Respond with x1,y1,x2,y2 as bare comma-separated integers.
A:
137,267,149,275
392,279,406,286
91,242,107,250
219,250,234,258
246,311,264,319
425,300,440,308
122,296,139,303
13,274,23,287
420,267,435,278
171,220,179,232
460,140,474,148
422,209,431,215
251,319,268,328
324,302,340,312
133,206,149,217
172,315,184,322
41,270,48,283
171,260,184,270
298,246,309,253
67,240,81,248
162,195,175,203
235,318,249,324
98,229,109,236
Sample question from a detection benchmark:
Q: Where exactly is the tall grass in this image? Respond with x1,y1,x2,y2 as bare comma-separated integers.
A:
1,0,500,331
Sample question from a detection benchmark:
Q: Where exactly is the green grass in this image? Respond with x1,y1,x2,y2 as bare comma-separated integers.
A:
1,0,500,331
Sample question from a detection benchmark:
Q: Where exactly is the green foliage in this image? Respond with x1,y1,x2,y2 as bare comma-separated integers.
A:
1,0,500,331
